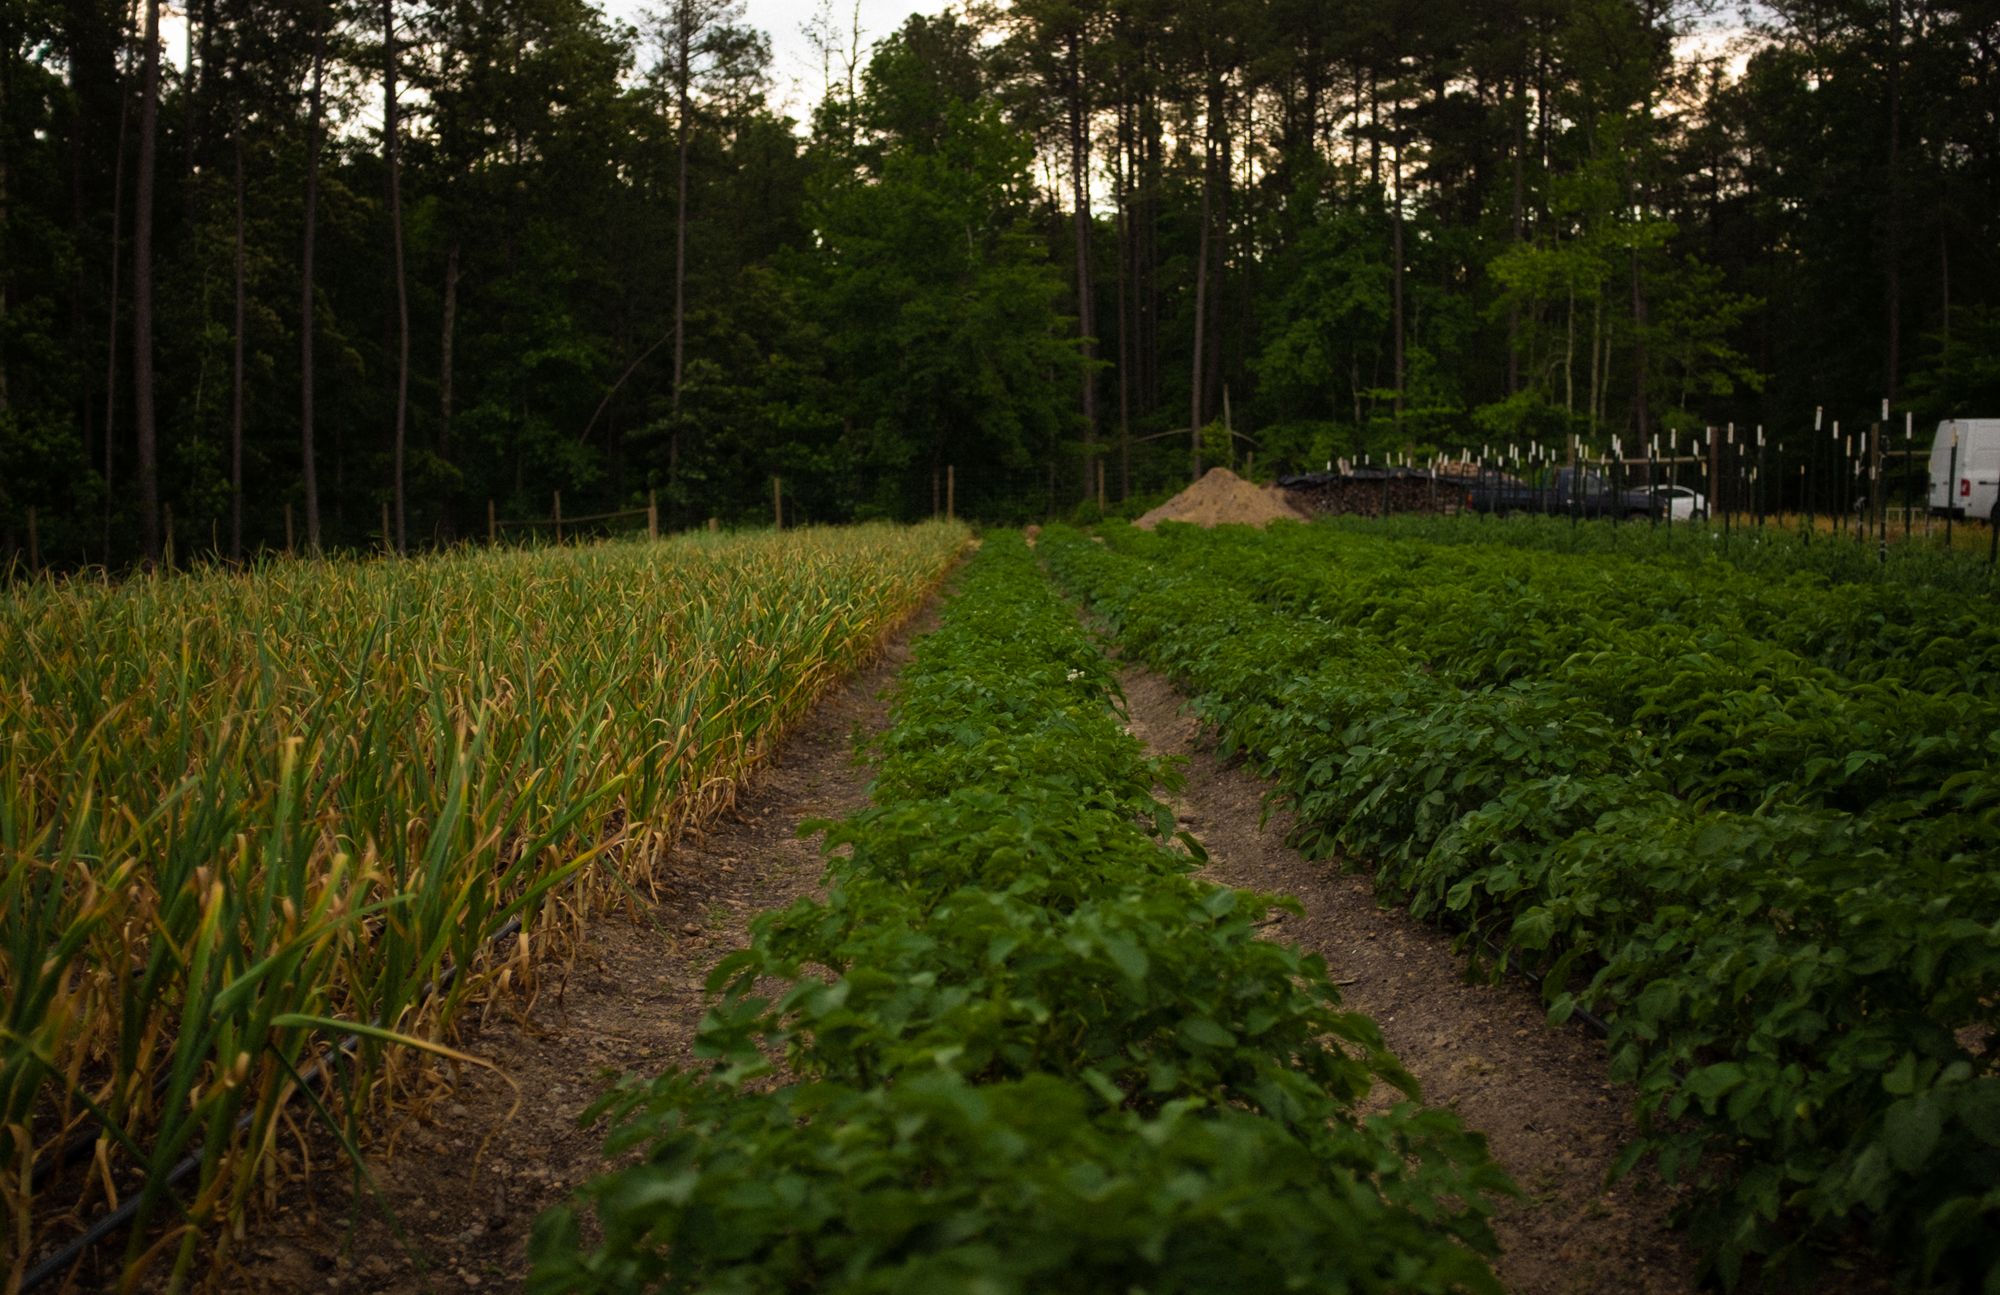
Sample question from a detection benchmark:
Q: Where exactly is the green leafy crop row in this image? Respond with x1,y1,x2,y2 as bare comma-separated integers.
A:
1341,511,2000,603
527,533,1511,1295
1041,522,2000,1290
1132,517,2000,698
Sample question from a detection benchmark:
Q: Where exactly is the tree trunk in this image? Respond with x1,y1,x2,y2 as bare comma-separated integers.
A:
104,67,132,559
1563,279,1575,417
301,15,324,551
385,0,409,554
1367,66,1380,190
1884,0,1901,401
230,114,245,560
1629,246,1651,449
1115,89,1131,500
0,1,12,421
1205,85,1230,439
1939,221,1949,359
1627,153,1651,450
0,47,10,421
179,0,197,227
65,2,95,488
1068,28,1096,500
1189,87,1215,483
670,1,692,517
1142,70,1161,415
440,240,459,464
1508,68,1526,395
1535,37,1549,171
1391,110,1405,439
1587,288,1603,436
134,0,161,562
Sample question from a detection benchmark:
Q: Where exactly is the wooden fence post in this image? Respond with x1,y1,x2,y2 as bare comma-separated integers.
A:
285,502,295,553
164,504,175,565
553,490,563,544
1905,413,1914,541
707,516,720,533
772,475,782,529
647,489,659,540
947,464,955,522
487,498,497,546
1756,426,1767,528
1839,424,1850,535
1872,421,1885,549
1947,425,1959,549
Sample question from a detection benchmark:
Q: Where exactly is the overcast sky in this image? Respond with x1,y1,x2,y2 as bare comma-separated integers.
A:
158,1,951,125
599,0,951,117
160,0,1754,128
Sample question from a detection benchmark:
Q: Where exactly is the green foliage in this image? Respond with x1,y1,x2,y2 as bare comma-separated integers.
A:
0,523,966,1283
1254,203,1392,425
1904,306,2000,425
1345,509,2000,600
529,533,1510,1293
1043,519,2000,1289
797,15,1081,524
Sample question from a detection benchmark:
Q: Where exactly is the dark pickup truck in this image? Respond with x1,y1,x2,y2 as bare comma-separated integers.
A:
1463,465,1660,518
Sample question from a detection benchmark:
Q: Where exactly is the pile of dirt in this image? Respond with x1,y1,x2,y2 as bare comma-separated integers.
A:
1134,467,1309,530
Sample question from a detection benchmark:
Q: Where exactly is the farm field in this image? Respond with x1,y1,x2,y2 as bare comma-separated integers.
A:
0,523,965,1290
1042,518,2000,1289
1341,511,2000,600
9,512,1994,1293
7,0,1998,1282
528,532,1513,1292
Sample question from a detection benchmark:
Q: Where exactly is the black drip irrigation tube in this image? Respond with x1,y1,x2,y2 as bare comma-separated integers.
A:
21,915,526,1293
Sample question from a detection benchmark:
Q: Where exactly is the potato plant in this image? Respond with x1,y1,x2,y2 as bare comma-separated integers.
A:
1042,521,2000,1290
529,533,1510,1295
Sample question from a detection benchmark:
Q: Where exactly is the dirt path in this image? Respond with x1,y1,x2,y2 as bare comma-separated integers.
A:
231,600,940,1295
1117,664,1701,1295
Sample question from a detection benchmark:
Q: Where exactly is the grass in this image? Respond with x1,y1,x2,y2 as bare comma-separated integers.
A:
0,522,965,1289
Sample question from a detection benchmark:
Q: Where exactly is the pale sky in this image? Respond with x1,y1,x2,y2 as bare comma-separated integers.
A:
600,0,952,118
160,0,952,126
158,1,1759,133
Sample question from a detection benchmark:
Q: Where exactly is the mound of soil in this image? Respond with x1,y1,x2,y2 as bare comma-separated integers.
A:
1134,467,1309,530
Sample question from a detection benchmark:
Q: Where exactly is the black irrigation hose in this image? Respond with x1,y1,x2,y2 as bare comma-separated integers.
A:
21,915,525,1293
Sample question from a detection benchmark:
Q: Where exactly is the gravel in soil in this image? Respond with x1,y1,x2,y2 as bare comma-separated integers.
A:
217,601,941,1295
1117,663,1702,1295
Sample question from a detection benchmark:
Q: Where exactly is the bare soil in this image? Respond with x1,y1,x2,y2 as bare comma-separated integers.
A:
1117,663,1703,1295
222,599,941,1295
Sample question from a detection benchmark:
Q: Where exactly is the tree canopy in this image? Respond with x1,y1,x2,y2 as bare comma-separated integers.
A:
1,0,1996,563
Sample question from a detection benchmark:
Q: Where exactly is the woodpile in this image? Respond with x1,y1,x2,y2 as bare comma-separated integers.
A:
1278,469,1457,518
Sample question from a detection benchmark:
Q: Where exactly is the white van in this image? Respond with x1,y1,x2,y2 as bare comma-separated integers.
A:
1927,419,2000,517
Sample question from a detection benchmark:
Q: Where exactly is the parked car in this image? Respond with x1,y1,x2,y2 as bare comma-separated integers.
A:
1464,466,1658,519
1926,419,2000,518
1653,485,1708,520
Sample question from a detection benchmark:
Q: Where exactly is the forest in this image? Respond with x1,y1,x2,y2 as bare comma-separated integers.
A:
0,0,1996,564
